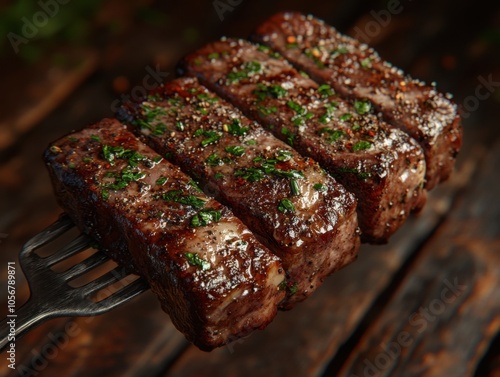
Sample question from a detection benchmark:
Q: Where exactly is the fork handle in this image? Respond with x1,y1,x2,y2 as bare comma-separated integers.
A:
0,297,52,353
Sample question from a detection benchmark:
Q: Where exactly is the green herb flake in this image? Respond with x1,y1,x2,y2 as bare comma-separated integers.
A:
318,128,345,143
352,140,373,152
354,99,372,115
156,176,168,185
278,198,296,213
214,172,224,180
288,283,298,295
286,100,305,115
101,190,110,201
162,190,206,209
281,127,295,145
318,84,334,97
90,135,101,142
227,118,249,136
331,46,349,59
235,167,265,182
258,45,270,52
360,57,372,69
258,105,278,116
313,183,326,191
207,52,220,60
276,150,293,162
190,208,222,228
225,145,245,156
290,179,300,196
176,121,185,131
68,163,76,169
352,124,361,131
83,157,92,163
206,153,223,166
184,252,211,270
245,139,257,145
339,113,352,122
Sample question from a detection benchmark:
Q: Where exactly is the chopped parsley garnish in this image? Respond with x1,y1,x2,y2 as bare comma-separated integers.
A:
227,61,262,83
184,252,210,270
352,124,361,131
276,150,293,162
193,129,222,147
354,99,372,115
176,121,185,131
101,190,110,201
188,179,203,193
253,83,288,101
225,145,245,156
258,45,270,52
352,141,373,151
90,135,101,142
286,100,305,115
207,52,220,59
278,198,295,213
281,127,295,145
331,47,349,59
245,139,257,145
197,93,219,104
214,172,224,180
339,113,352,122
206,153,223,166
104,166,146,190
83,157,92,163
235,167,265,182
227,118,249,136
318,128,345,143
360,57,372,69
318,84,334,97
162,190,206,209
102,145,148,167
156,176,168,185
288,283,298,295
258,105,278,116
290,179,300,196
152,123,167,136
190,208,221,228
313,183,326,191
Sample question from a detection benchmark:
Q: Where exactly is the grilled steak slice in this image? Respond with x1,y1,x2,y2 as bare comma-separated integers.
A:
43,119,285,351
118,77,359,308
253,11,462,189
179,38,426,243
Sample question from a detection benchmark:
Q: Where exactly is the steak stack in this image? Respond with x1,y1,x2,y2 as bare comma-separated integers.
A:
44,12,461,350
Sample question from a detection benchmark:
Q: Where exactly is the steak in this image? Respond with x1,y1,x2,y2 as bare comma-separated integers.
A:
117,77,359,308
179,38,427,243
43,119,285,350
253,11,462,189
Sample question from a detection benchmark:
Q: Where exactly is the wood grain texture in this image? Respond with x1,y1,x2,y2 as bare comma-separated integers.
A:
337,141,500,377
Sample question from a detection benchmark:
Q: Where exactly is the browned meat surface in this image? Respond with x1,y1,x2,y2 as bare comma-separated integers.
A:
43,119,285,350
179,39,426,243
253,11,462,189
118,77,359,308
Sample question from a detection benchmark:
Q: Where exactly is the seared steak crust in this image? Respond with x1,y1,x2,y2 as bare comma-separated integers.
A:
118,77,359,308
253,11,462,189
179,38,426,243
43,119,285,350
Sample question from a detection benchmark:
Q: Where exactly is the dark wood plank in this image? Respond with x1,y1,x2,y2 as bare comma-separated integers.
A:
337,141,500,377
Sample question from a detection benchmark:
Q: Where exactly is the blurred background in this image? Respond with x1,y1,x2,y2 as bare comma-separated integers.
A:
0,0,499,376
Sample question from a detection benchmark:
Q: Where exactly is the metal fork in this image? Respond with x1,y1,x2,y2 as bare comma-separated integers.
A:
0,214,148,352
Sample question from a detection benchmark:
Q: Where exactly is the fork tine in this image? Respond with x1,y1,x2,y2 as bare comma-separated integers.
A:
45,234,92,267
21,214,74,255
79,266,129,295
93,278,149,312
59,252,110,281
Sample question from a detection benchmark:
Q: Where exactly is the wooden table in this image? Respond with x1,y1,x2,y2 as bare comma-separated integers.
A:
1,1,499,376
